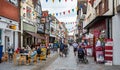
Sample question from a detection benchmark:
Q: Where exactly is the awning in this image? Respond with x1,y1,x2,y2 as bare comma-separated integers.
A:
84,16,111,29
26,32,45,39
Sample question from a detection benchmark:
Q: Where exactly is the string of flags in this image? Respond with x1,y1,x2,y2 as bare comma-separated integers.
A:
46,0,74,3
49,7,77,16
65,22,77,24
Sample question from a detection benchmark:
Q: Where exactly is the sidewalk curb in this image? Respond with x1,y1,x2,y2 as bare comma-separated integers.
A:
32,53,59,70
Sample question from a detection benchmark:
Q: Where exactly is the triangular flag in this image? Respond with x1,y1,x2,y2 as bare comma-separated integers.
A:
71,0,73,1
68,10,70,13
59,0,61,2
46,0,48,2
63,11,65,15
59,12,61,15
65,0,67,2
52,13,55,16
72,9,74,12
56,13,58,16
76,6,78,10
52,0,54,3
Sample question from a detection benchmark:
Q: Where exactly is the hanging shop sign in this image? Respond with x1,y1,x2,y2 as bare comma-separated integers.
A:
42,11,48,17
41,17,46,23
9,25,16,30
94,30,100,38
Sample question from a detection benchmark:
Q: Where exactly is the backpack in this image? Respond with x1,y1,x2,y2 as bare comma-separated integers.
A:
78,48,84,55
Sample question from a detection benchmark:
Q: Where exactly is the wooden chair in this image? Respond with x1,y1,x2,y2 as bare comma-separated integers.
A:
27,54,37,65
18,55,26,65
2,53,8,62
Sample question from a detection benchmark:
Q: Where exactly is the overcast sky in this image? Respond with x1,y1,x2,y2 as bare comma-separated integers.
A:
40,0,77,35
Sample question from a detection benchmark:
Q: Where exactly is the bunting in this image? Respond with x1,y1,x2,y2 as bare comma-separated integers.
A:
59,0,61,2
44,0,74,3
46,0,48,2
52,0,54,3
50,8,76,16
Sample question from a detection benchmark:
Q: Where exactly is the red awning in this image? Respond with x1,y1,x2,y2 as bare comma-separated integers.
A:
26,32,45,39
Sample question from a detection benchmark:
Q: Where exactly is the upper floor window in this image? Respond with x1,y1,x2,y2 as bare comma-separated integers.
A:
7,0,18,6
26,6,31,19
103,0,109,13
35,5,42,17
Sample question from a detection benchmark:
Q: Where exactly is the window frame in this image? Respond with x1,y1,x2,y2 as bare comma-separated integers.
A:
7,0,18,6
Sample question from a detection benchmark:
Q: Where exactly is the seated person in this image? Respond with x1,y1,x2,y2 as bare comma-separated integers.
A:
30,48,37,58
77,46,85,59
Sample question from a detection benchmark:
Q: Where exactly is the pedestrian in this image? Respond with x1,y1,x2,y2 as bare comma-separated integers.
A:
59,42,64,57
64,43,68,57
8,46,14,62
72,41,78,56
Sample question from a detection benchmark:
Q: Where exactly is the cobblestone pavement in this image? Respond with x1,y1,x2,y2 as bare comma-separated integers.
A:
44,46,120,70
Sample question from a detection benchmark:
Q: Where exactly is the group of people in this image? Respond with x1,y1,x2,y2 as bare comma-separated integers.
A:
72,41,86,60
59,42,68,57
7,43,50,63
49,41,69,57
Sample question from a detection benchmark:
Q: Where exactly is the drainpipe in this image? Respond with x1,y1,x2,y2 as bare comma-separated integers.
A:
18,0,21,48
113,0,115,16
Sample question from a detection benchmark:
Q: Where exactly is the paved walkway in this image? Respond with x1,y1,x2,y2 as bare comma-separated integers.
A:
44,46,120,70
0,47,120,70
0,51,58,70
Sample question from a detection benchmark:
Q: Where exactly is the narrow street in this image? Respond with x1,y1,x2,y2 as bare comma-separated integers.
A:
42,46,104,70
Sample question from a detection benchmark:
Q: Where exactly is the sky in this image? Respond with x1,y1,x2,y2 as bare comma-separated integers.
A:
40,0,77,35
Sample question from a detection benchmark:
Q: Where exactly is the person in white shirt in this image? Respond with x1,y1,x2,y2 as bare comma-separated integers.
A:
72,42,78,56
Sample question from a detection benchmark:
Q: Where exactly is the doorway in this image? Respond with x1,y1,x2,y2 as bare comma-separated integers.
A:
5,36,10,52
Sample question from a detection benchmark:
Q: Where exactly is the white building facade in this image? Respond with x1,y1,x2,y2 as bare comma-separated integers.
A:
112,0,120,65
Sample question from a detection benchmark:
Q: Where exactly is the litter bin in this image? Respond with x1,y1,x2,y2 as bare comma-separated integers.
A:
0,45,3,62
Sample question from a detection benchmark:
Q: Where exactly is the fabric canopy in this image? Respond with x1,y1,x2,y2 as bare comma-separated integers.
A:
26,32,45,39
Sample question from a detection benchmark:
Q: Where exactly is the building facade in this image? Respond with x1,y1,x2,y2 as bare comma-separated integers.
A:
112,0,120,65
0,0,20,52
84,0,114,64
20,0,43,47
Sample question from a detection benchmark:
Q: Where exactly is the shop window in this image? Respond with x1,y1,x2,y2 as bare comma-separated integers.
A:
7,0,18,6
99,2,102,15
104,0,109,13
27,37,32,46
95,6,99,16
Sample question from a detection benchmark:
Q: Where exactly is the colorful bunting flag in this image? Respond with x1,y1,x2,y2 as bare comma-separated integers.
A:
65,0,67,2
46,0,48,2
52,0,54,3
72,9,74,12
56,13,58,16
52,13,55,16
63,11,65,14
59,0,61,2
68,10,70,13
59,12,61,15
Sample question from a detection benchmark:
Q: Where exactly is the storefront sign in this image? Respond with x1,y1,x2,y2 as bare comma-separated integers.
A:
41,17,46,23
37,24,45,33
94,30,100,38
42,11,48,17
9,25,16,30
96,51,104,62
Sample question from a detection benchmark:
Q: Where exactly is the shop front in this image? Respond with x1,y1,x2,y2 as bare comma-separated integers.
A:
84,16,112,63
0,17,19,52
23,22,37,47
